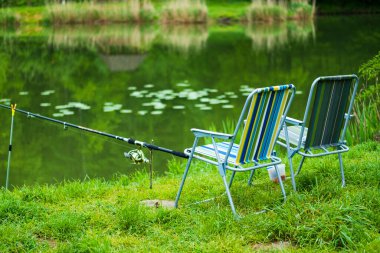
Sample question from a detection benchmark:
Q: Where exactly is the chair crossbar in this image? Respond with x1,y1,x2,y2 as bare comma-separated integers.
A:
276,74,359,191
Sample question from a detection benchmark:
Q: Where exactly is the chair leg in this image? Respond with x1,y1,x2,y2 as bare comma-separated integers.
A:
338,153,346,187
174,155,193,208
274,164,286,201
248,170,255,186
221,174,237,217
287,156,297,191
175,138,199,208
295,156,306,176
228,171,236,188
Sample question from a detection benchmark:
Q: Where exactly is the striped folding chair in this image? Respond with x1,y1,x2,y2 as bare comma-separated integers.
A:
277,75,359,191
175,84,296,217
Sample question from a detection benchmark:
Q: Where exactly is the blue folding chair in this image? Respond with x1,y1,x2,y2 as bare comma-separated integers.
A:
277,75,359,191
175,84,296,216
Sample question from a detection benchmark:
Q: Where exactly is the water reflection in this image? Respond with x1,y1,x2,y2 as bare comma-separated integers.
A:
48,24,209,54
3,20,314,54
159,25,208,54
49,25,158,52
245,21,315,50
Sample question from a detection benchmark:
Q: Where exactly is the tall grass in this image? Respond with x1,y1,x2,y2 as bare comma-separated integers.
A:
46,0,156,25
347,51,380,144
247,0,288,23
288,0,313,20
246,0,313,24
161,0,208,24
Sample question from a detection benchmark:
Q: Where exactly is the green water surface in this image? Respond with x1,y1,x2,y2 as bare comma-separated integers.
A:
0,15,379,187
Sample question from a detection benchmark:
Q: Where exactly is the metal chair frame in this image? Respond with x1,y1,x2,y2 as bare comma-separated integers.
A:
175,85,296,217
277,75,359,191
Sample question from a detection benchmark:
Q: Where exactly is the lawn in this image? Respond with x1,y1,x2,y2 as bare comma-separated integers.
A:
1,141,379,252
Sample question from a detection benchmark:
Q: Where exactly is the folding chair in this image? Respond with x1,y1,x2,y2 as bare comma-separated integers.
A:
175,84,296,216
277,75,359,191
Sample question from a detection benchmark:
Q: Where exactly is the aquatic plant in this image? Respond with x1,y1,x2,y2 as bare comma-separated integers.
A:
161,0,208,24
46,0,156,25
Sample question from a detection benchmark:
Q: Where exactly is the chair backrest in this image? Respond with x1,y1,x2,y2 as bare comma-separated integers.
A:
235,84,295,164
303,75,359,150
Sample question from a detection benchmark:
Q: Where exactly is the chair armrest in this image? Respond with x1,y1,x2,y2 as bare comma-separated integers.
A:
191,128,233,140
284,116,303,126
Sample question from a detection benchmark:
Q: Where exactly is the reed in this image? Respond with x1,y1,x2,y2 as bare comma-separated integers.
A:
246,0,288,24
161,0,208,24
246,0,313,24
288,0,313,20
46,0,156,25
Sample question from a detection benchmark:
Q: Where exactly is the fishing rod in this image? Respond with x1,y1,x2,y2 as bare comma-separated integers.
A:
0,104,189,160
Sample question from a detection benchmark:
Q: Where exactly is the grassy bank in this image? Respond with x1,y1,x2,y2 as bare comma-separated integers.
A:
1,142,379,252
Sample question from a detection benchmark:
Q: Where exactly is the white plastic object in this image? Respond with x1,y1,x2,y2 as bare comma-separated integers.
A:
267,164,286,183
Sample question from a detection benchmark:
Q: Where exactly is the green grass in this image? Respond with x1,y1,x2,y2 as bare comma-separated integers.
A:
1,142,379,251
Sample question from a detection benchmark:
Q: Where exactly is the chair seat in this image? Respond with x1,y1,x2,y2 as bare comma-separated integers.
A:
278,125,308,148
185,142,240,165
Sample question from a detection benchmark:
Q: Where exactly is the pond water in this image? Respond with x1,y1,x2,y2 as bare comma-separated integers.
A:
0,15,379,187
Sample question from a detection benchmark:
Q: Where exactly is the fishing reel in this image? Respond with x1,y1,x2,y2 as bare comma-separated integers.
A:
124,149,150,164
